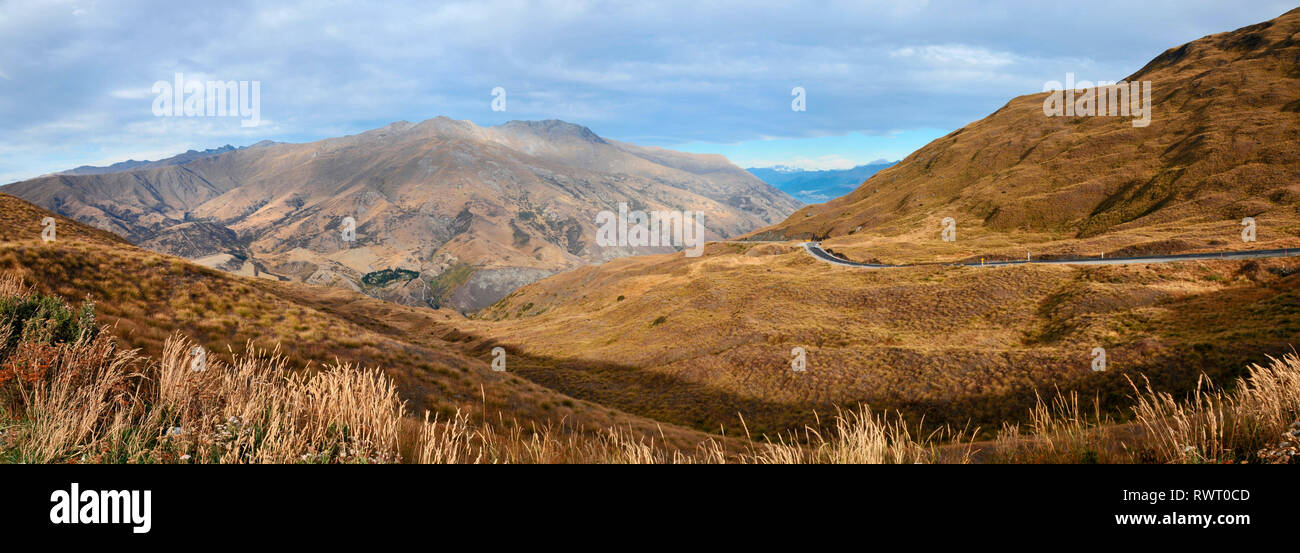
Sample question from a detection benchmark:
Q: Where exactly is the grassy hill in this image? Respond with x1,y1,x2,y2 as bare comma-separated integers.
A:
749,9,1300,265
1,190,1297,463
469,241,1300,435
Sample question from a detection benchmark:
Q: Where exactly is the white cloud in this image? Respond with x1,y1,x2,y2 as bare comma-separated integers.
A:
748,155,863,171
890,44,1017,67
109,88,151,99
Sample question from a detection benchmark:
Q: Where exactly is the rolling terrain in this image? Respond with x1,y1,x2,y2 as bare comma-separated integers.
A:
453,10,1300,437
3,190,1297,463
0,192,724,451
468,240,1300,435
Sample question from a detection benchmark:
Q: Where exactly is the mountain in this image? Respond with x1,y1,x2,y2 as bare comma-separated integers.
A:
0,192,720,450
747,161,896,203
750,8,1300,264
2,118,798,312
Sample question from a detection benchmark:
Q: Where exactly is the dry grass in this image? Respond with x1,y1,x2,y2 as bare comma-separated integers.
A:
469,236,1300,435
0,276,970,464
990,391,1120,463
0,232,1295,463
5,330,413,464
3,295,1296,464
0,196,732,451
737,408,966,464
1129,354,1300,463
0,326,726,464
983,354,1300,463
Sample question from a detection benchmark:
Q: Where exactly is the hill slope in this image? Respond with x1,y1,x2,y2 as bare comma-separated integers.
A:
751,9,1300,264
0,192,721,450
473,240,1300,435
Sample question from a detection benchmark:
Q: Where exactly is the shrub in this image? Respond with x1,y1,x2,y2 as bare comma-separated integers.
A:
0,277,96,383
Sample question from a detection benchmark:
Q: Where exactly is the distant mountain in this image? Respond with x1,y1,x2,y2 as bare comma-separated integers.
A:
4,118,798,312
56,142,278,175
747,161,896,203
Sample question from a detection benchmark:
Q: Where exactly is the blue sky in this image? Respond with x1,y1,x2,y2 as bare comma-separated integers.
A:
1,0,1294,183
676,130,947,170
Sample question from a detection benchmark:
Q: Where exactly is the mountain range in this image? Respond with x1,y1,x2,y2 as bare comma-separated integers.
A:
2,118,798,312
52,143,278,176
747,161,896,203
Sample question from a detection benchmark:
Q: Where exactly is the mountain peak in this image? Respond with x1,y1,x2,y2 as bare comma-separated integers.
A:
7,113,798,312
496,119,606,144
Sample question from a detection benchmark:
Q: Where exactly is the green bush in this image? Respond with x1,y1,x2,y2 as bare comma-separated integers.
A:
0,293,97,365
361,268,420,287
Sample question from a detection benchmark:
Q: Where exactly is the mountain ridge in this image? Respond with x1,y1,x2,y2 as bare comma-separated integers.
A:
3,118,799,312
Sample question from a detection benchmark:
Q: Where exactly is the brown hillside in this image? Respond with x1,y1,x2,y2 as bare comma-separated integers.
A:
751,9,1300,264
0,193,720,450
470,241,1300,436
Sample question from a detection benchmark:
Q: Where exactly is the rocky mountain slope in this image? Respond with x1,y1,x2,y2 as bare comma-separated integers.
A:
4,119,797,312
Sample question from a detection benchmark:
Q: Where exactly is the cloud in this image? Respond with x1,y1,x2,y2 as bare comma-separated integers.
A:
0,0,1291,180
889,44,1017,67
109,88,152,99
748,155,864,171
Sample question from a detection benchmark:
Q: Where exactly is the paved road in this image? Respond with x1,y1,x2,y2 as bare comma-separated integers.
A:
801,241,1300,268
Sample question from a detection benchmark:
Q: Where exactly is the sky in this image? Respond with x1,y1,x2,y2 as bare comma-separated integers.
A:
0,0,1295,183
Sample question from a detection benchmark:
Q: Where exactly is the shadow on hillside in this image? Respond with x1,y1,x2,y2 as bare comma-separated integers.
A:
438,324,1291,441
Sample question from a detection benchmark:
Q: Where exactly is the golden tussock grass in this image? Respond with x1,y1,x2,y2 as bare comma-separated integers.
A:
2,267,1297,464
0,271,970,464
470,237,1300,436
1128,355,1300,463
986,355,1300,464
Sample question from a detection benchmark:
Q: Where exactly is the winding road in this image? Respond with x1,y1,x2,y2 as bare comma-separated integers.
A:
801,241,1300,268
